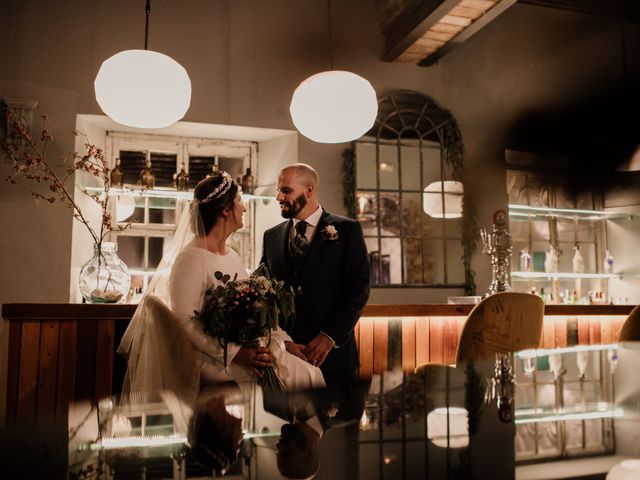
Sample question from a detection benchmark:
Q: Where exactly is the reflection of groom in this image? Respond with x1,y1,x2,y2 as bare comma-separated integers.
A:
261,163,370,388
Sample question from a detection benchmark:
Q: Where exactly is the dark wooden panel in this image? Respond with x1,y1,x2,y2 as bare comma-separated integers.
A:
36,320,60,419
2,303,135,320
359,319,374,378
75,318,98,401
373,318,389,374
16,320,41,423
95,320,115,399
402,317,417,373
5,320,22,425
56,319,78,419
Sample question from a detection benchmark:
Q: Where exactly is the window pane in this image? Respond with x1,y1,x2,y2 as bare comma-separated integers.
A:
403,237,423,284
218,157,245,182
188,156,216,189
424,238,442,284
400,145,421,191
356,143,377,189
148,236,166,268
446,239,465,284
148,197,176,224
380,193,400,236
422,146,441,186
381,237,401,284
357,191,378,236
379,144,399,190
150,152,178,188
120,150,146,186
117,236,145,269
401,192,422,237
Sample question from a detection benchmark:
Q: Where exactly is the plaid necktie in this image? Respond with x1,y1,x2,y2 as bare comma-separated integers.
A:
289,220,309,263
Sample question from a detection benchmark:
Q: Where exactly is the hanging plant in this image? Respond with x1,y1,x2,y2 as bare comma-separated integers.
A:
341,147,357,219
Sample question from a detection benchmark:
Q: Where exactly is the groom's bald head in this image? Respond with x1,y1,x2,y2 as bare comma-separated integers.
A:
281,163,319,189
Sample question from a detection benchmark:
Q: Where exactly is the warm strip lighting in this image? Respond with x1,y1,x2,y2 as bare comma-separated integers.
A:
515,408,624,425
87,434,188,450
511,271,620,280
516,343,618,359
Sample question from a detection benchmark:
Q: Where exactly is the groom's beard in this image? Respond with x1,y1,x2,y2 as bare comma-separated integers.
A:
279,193,307,219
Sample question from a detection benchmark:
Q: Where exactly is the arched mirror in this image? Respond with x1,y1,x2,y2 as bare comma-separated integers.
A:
344,90,475,292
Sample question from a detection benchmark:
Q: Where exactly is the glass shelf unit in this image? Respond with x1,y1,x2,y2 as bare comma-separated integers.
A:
515,402,623,425
84,186,275,202
512,271,621,280
508,204,638,221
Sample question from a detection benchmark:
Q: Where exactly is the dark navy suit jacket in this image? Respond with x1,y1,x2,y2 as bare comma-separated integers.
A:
261,209,370,374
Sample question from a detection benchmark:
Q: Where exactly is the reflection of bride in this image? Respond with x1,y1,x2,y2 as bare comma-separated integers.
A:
118,171,325,404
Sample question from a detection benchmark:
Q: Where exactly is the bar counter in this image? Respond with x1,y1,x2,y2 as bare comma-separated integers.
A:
1,302,635,426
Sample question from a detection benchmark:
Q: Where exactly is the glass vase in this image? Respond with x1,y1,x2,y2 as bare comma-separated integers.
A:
79,242,131,303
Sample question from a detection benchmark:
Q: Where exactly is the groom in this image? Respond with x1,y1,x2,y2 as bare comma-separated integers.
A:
261,163,370,387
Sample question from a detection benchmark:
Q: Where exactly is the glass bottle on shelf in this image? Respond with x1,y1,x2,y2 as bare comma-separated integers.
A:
572,243,584,273
242,167,254,195
140,159,155,189
206,163,219,178
603,250,614,273
175,162,189,191
110,158,123,188
519,248,532,272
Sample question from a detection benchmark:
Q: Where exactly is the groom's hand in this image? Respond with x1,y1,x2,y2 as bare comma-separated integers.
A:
303,334,333,367
285,341,308,362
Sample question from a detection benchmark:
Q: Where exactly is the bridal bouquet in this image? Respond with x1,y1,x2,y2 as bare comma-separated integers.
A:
195,264,296,391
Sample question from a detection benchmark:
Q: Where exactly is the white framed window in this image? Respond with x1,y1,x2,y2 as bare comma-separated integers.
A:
105,131,257,299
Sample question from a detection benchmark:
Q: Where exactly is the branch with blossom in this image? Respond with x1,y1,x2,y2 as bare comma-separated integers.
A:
2,112,129,247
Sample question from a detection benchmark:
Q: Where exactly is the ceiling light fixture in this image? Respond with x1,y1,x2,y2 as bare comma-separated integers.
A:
94,0,191,129
289,0,377,143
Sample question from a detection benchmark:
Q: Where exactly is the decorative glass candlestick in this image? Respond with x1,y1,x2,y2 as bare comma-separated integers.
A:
480,209,513,295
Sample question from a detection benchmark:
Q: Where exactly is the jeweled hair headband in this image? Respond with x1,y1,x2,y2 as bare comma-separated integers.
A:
197,172,234,204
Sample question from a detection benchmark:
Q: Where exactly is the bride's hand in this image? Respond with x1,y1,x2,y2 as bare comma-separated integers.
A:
232,346,272,377
285,341,308,361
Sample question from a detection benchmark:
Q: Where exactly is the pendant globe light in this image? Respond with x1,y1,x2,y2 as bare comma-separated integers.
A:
289,0,377,144
423,181,464,219
94,0,191,129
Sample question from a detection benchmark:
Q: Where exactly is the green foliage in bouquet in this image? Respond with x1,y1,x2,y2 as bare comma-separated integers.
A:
195,264,296,391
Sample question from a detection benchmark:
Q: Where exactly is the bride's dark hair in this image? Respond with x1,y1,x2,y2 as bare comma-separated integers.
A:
193,172,239,235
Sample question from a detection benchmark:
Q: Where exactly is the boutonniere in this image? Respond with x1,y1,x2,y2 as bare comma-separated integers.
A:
321,224,339,241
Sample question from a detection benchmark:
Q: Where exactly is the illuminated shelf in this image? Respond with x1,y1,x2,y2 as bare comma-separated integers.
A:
511,271,621,280
515,402,623,425
516,342,618,359
84,186,274,202
508,204,638,221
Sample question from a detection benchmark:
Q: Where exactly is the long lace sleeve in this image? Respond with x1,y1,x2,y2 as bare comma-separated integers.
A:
169,249,242,373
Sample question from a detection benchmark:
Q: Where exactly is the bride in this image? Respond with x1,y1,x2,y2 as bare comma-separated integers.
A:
118,171,325,401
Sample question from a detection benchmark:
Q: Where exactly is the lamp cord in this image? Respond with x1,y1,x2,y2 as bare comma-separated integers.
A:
144,0,151,50
327,0,334,70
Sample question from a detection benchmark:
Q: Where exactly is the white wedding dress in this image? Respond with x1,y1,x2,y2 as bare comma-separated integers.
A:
169,241,325,392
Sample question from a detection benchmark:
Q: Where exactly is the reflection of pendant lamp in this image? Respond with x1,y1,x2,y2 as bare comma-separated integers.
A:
423,181,463,219
427,407,469,448
607,460,640,480
289,0,377,143
94,0,191,129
